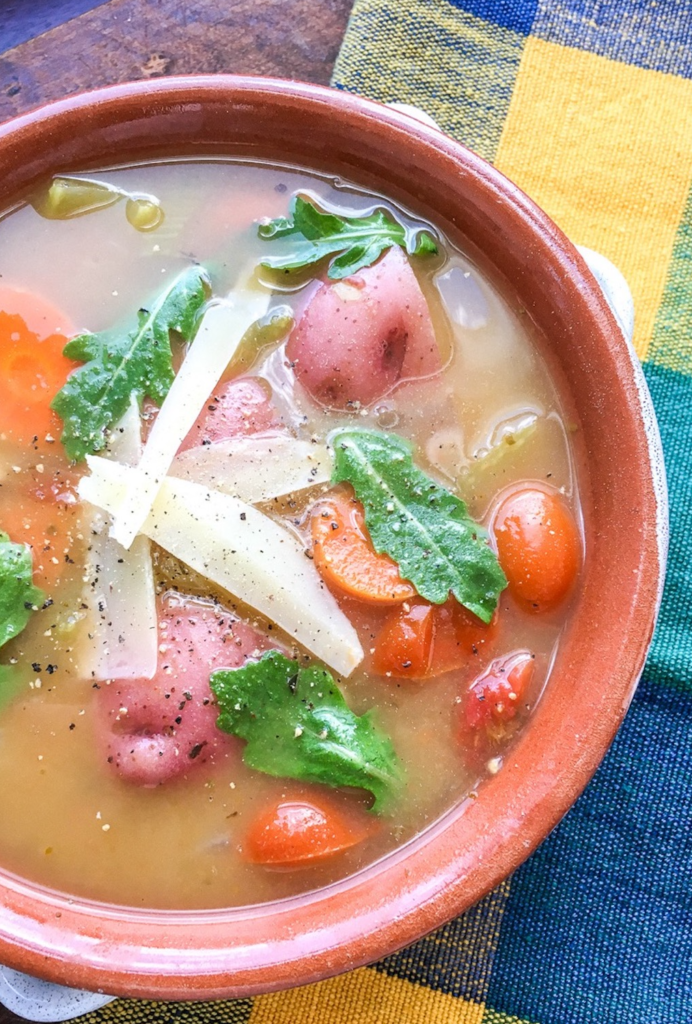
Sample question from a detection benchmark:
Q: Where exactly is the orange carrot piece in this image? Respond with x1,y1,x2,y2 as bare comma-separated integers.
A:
0,286,76,447
311,489,416,605
0,493,79,591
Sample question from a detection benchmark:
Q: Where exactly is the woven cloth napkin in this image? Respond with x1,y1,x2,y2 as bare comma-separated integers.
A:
6,2,692,1023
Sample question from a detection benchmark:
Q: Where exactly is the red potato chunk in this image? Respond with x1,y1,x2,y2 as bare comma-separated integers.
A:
178,377,280,452
286,247,440,409
96,601,269,787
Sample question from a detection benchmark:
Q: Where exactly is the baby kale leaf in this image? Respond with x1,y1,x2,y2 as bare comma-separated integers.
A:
331,429,507,623
51,266,210,460
258,195,437,280
211,650,403,812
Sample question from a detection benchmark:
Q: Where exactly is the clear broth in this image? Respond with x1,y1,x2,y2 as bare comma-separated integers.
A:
0,160,579,908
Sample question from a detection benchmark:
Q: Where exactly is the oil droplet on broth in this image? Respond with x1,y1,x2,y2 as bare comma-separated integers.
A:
126,197,165,232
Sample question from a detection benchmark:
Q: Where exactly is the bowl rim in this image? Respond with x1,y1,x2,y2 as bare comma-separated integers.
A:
0,74,667,1000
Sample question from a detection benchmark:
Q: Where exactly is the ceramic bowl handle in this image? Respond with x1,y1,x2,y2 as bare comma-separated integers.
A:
0,966,114,1021
576,246,634,344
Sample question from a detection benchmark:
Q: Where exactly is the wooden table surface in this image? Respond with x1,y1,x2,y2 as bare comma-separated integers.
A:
0,0,354,123
0,2,353,1018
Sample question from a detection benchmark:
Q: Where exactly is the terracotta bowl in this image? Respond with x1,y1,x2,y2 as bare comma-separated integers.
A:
0,76,666,1000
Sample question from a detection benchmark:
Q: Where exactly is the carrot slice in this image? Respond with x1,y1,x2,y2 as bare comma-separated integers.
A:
244,796,376,868
0,286,76,447
372,597,497,679
311,489,416,605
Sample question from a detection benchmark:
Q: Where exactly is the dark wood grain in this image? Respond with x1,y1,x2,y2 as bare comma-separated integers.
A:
0,0,354,123
0,2,352,1017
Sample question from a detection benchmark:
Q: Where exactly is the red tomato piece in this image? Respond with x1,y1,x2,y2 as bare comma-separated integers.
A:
286,247,440,409
428,599,498,676
492,486,580,612
458,650,535,756
372,599,434,677
244,797,375,868
372,597,497,679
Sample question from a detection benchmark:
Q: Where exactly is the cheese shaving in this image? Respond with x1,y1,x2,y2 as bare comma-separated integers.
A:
80,459,364,678
81,399,157,680
110,281,271,549
170,435,331,503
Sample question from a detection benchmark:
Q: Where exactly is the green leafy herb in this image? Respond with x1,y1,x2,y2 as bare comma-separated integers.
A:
0,532,45,650
331,429,507,623
258,194,437,280
51,266,210,460
210,650,403,812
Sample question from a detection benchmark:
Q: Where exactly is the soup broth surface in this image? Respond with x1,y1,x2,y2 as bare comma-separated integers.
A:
0,160,579,908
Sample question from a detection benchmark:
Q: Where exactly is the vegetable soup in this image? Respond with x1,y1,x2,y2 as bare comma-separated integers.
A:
0,160,581,909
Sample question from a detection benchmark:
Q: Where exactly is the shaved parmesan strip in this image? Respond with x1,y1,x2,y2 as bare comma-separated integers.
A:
170,435,332,503
110,282,271,549
80,460,364,677
82,399,157,680
105,397,146,465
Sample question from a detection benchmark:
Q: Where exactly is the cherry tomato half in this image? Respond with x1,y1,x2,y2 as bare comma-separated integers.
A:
244,797,375,868
372,597,497,679
492,486,580,612
457,650,535,760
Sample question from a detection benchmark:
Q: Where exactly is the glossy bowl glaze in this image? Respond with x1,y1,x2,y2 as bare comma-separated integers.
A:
0,76,667,1000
